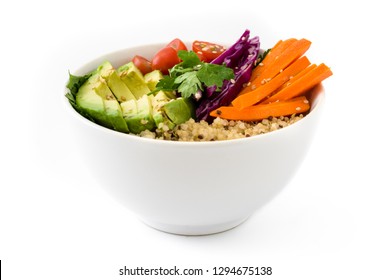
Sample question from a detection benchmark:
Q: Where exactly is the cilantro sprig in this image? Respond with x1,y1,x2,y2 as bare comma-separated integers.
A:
155,50,234,98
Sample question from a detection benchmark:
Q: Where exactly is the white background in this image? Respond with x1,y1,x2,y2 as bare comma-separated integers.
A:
1,0,389,279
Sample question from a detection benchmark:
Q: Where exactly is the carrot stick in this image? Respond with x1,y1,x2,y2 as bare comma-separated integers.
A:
232,56,311,109
210,96,310,121
256,38,312,82
262,63,333,103
248,38,298,84
241,47,308,97
267,64,317,97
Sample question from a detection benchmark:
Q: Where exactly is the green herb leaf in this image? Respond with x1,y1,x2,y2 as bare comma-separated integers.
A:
256,48,271,65
174,71,202,98
177,50,201,68
154,50,235,99
197,64,234,90
155,75,178,91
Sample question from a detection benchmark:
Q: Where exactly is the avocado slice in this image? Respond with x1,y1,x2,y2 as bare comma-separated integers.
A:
151,91,175,129
93,78,129,133
117,62,151,99
98,61,136,102
162,98,195,125
121,94,156,134
75,77,111,128
144,70,163,91
121,99,137,117
75,62,129,133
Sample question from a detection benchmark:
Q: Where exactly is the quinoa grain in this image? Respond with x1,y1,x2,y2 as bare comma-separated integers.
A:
137,115,305,141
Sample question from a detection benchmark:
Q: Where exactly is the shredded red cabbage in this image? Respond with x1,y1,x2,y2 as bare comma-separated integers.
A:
195,30,260,122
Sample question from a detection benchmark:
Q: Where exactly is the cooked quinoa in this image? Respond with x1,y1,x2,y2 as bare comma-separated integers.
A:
138,115,305,141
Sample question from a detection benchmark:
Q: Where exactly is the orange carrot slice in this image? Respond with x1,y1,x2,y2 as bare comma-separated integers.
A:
232,56,311,109
275,63,317,92
256,38,312,83
262,63,333,103
248,38,298,84
210,96,310,121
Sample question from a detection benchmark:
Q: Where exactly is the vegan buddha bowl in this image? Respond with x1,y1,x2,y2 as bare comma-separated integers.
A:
64,29,331,235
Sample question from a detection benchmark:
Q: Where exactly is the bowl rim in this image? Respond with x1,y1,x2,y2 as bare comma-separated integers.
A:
63,44,325,146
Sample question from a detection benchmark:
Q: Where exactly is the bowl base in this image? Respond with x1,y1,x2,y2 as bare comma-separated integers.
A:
140,216,250,236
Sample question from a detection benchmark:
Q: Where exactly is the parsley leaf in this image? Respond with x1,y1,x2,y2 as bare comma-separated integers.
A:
155,50,235,99
175,71,202,98
197,63,234,90
256,48,271,66
177,50,201,68
155,75,177,91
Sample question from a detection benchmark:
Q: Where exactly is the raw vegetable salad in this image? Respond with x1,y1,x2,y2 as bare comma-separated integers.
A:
65,29,332,139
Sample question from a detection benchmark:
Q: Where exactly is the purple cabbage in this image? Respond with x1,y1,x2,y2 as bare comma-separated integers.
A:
196,30,260,122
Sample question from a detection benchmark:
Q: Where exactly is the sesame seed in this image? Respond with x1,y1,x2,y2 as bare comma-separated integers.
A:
259,63,264,66
296,107,301,111
121,96,126,101
230,79,235,83
280,69,283,73
303,100,309,104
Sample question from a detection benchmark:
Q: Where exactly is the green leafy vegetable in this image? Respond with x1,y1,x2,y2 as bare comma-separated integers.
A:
175,72,202,98
256,48,271,66
155,50,234,99
65,72,92,107
65,71,96,121
197,63,233,89
177,51,201,69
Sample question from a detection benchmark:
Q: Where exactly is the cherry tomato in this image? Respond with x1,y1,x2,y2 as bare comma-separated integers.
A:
132,55,152,75
192,40,226,62
167,38,187,52
151,46,181,74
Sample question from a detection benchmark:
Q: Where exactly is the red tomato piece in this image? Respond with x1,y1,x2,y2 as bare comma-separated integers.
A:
192,40,226,62
167,38,187,52
132,55,152,75
151,46,181,74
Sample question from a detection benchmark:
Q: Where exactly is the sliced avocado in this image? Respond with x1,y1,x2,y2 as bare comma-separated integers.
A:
93,78,129,133
151,91,175,129
122,95,156,134
75,78,111,128
144,70,163,91
121,99,138,118
162,98,195,125
98,61,136,102
117,62,151,99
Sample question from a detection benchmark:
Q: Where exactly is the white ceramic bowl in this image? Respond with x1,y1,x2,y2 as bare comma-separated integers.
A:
64,43,325,235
